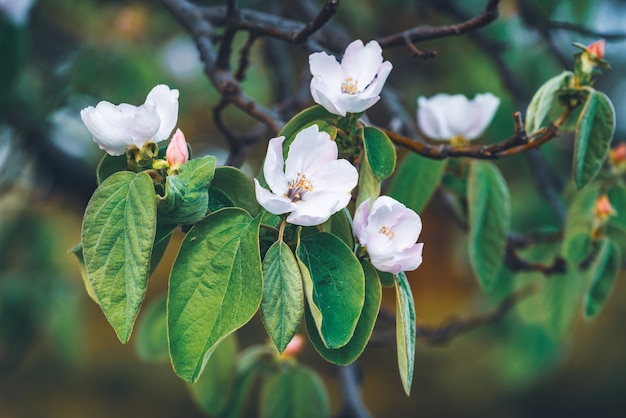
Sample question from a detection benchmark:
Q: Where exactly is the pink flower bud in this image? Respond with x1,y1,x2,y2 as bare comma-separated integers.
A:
595,194,615,223
166,128,188,170
609,143,626,166
281,334,304,358
587,40,605,60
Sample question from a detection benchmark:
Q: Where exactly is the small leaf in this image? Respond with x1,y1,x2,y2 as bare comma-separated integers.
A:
297,232,365,349
395,271,416,396
562,184,600,264
68,243,98,303
259,364,331,418
82,171,157,343
168,208,262,382
362,126,396,181
209,166,260,216
356,149,380,207
378,270,395,287
389,153,447,214
305,259,382,365
328,208,354,250
467,161,511,290
584,238,621,319
188,334,239,417
525,71,573,134
573,89,616,189
96,154,130,185
134,294,168,363
279,105,339,150
159,155,216,224
261,241,304,353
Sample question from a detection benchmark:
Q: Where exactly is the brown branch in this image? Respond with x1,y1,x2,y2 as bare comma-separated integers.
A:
292,0,340,43
234,32,259,81
377,0,500,49
404,36,438,59
371,285,535,346
505,243,567,275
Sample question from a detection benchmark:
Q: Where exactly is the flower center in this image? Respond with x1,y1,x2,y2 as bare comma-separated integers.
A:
286,172,313,202
379,225,395,240
341,77,359,95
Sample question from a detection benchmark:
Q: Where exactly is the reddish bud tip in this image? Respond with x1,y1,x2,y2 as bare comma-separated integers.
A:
595,194,615,223
281,334,304,358
166,128,189,170
587,40,605,60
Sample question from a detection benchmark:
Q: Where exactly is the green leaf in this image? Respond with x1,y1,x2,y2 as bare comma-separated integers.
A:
356,149,380,207
261,240,304,353
362,126,396,181
68,243,98,303
81,171,157,343
389,153,447,214
584,238,621,320
96,154,130,185
297,232,365,349
208,166,260,216
168,208,262,383
543,262,586,340
260,364,331,418
395,271,416,396
159,156,216,224
279,105,340,150
607,185,626,231
188,334,239,417
378,270,395,287
467,161,511,290
0,21,26,110
562,184,600,264
573,89,616,189
134,294,168,363
327,208,354,249
305,259,381,365
525,71,573,134
149,223,176,274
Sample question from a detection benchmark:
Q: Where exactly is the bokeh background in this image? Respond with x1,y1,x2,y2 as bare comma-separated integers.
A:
2,0,626,417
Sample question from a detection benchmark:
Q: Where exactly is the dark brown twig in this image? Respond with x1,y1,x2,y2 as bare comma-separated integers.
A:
548,20,626,41
292,0,340,43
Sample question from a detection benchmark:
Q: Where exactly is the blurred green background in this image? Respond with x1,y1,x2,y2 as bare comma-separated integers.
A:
2,0,626,417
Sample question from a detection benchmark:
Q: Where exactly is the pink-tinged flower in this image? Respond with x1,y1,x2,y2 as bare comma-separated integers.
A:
354,196,423,274
80,84,179,156
166,128,188,170
609,142,626,173
417,93,500,141
0,0,35,25
587,40,605,60
254,124,358,227
281,334,305,358
309,40,393,117
595,194,615,223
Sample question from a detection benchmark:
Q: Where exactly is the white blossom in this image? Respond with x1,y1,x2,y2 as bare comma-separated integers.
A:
309,40,392,117
0,0,36,25
353,196,423,274
417,93,500,141
254,124,358,227
80,84,179,156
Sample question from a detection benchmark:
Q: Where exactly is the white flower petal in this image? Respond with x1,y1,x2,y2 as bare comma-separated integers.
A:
131,102,161,148
394,242,424,272
310,77,346,116
254,179,296,215
341,40,382,88
287,194,342,226
309,52,344,87
465,93,500,139
335,94,381,115
353,199,372,244
80,101,135,156
392,211,422,249
263,136,288,195
146,84,180,141
285,125,337,180
360,60,393,98
306,159,358,195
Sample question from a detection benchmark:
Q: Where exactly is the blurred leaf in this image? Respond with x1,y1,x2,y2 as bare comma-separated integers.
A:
608,184,626,231
81,171,156,343
0,21,26,111
573,89,616,189
562,183,600,264
389,153,447,214
261,240,304,353
188,334,238,417
297,232,365,349
525,71,573,134
134,294,168,364
158,155,216,224
168,209,262,383
468,161,511,291
209,166,260,216
305,259,381,365
584,238,621,320
543,262,587,340
395,271,416,396
362,126,396,181
259,363,331,418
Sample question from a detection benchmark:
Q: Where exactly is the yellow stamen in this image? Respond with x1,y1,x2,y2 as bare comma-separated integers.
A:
286,172,314,202
379,225,395,239
341,77,359,95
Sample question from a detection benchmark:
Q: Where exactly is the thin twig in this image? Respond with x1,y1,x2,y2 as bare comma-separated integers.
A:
292,0,340,43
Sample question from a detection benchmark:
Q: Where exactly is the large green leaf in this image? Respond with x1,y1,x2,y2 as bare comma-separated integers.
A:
467,161,510,290
168,208,262,382
584,238,621,320
362,126,396,181
279,105,339,149
81,171,157,343
297,232,365,349
305,259,381,365
208,166,260,216
525,71,573,134
188,334,239,417
573,89,616,189
158,156,216,224
261,240,304,353
395,271,416,396
259,364,331,418
134,294,168,364
562,184,600,264
389,153,447,214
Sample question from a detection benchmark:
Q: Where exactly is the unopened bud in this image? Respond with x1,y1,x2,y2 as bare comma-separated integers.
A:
281,334,304,358
166,129,189,171
609,142,626,173
595,194,616,224
586,40,605,60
